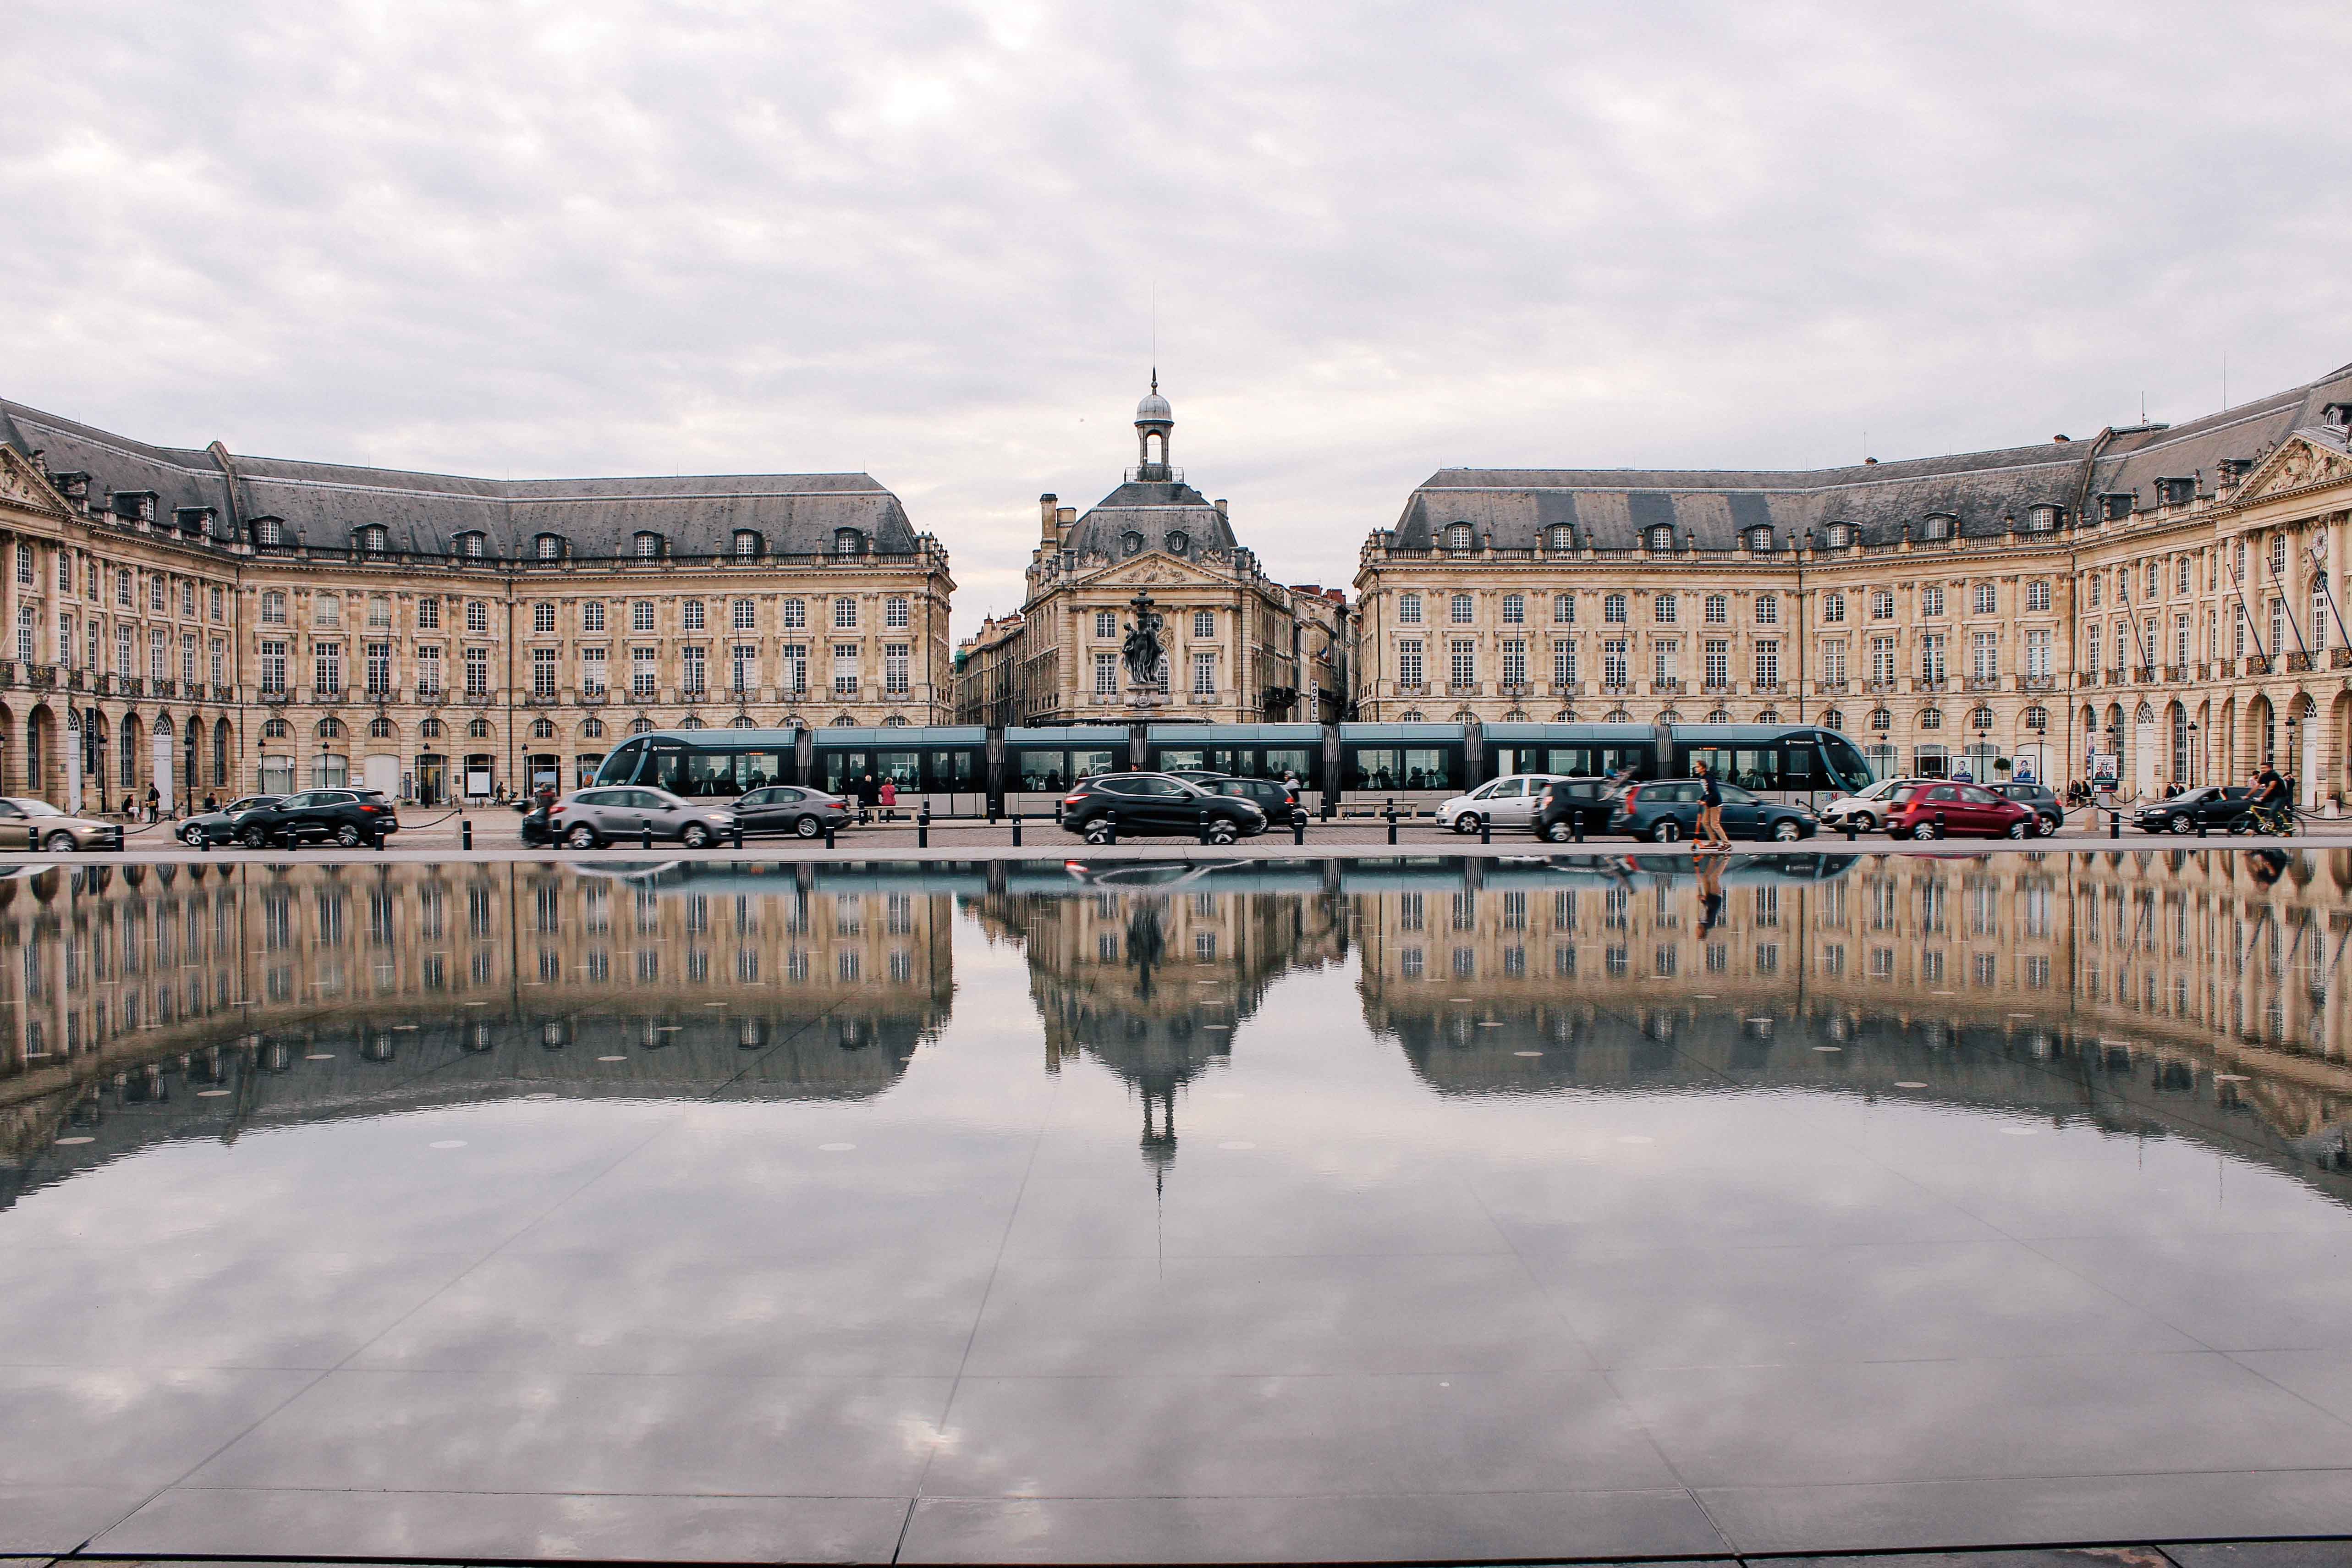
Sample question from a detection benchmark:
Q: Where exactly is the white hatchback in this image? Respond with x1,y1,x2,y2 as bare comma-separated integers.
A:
1819,776,1932,833
1435,774,1571,834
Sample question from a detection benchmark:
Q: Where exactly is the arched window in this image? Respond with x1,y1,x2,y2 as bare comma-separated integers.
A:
1755,709,1779,723
882,714,908,727
1919,708,1944,730
1451,709,1476,721
357,525,388,555
1868,707,1892,731
1446,522,1474,555
680,715,705,730
1645,525,1675,552
1746,527,1773,553
1165,531,1188,555
1398,710,1425,722
633,532,662,559
420,717,444,739
834,528,863,557
2024,705,2048,732
316,717,344,740
529,716,555,738
535,534,564,560
733,530,761,560
455,531,486,558
366,716,394,739
1553,709,1577,722
1657,709,1682,723
1546,523,1572,551
1705,708,1731,723
253,517,285,546
1820,708,1845,731
1604,708,1633,722
1971,705,1996,731
262,717,291,740
830,714,857,727
728,715,756,729
581,717,605,738
467,716,491,738
628,716,654,734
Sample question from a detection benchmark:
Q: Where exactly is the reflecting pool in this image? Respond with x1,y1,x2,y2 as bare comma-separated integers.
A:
7,851,2352,1562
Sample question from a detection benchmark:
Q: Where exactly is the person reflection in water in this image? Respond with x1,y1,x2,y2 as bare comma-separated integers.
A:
1695,853,1726,936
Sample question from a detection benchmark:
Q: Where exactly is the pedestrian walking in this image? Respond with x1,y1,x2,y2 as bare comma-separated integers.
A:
1694,760,1732,851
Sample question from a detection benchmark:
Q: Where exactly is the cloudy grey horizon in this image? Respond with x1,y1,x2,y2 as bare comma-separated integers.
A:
5,1,2349,638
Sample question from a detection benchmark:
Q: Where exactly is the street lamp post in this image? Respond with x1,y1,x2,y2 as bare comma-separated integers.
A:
2186,721,2200,789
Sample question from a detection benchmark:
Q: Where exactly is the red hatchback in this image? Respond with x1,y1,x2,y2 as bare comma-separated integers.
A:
1886,781,2040,840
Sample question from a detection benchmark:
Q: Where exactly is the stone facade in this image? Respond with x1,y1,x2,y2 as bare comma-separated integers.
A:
957,383,1345,728
0,400,954,808
1355,362,2352,803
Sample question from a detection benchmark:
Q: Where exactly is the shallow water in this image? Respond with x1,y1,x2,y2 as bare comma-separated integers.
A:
6,849,2352,1562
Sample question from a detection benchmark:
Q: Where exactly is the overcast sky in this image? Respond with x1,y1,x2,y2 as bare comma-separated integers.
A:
5,1,2349,636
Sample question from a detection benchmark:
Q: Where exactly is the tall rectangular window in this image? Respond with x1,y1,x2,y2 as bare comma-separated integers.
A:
209,637,225,687
1821,639,1846,684
1192,650,1216,695
315,642,343,695
1753,640,1780,687
1095,651,1119,694
681,646,705,694
465,600,487,633
1450,594,1474,624
1450,639,1475,687
1971,631,1998,680
1920,633,1945,683
1397,639,1423,687
463,647,487,696
532,647,557,697
884,643,910,694
633,647,657,696
632,601,654,633
731,644,756,690
1397,594,1422,625
733,599,755,631
1501,638,1526,686
1501,594,1525,625
416,598,439,630
1870,636,1897,685
1552,642,1575,686
533,603,555,634
1654,592,1677,624
366,642,392,695
416,646,441,694
2026,628,2050,677
1704,638,1730,688
260,640,286,693
1553,593,1574,623
833,644,860,696
1603,638,1627,686
582,602,606,632
780,645,807,693
885,597,910,628
1755,594,1779,625
1653,638,1679,685
150,628,167,681
682,600,705,633
2176,614,2193,664
115,623,131,673
781,598,806,629
834,598,858,629
579,648,605,693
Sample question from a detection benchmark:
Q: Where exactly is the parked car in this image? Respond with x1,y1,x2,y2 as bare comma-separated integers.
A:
1990,781,2065,834
4,798,123,853
546,786,737,849
734,785,855,839
1435,774,1570,834
230,790,399,848
1819,776,1934,833
2132,785,2251,835
1885,781,2039,840
1531,778,1620,842
1609,779,1819,843
1202,776,1302,826
1058,773,1267,844
180,795,280,847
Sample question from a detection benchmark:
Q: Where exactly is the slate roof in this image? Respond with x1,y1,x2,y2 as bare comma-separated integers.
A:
1394,360,2352,551
0,397,923,561
1063,479,1239,562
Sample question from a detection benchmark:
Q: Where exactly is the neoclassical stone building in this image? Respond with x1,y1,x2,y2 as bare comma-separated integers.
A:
955,382,1344,726
0,398,954,808
1355,361,2352,802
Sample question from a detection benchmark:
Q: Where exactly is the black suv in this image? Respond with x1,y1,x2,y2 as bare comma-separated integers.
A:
1169,771,1303,827
2132,785,2250,835
231,789,400,848
1059,773,1268,844
1530,778,1619,842
1989,781,2065,834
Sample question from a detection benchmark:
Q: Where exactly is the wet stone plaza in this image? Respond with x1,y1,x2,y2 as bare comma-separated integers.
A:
7,849,2352,1563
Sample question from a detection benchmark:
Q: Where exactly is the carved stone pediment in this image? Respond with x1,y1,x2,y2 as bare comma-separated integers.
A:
0,447,73,522
2236,432,2352,508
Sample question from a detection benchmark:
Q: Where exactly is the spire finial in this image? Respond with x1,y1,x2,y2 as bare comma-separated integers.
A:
1150,366,1158,394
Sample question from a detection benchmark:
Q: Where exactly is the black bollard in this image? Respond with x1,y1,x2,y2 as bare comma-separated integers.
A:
731,820,744,850
1104,811,1116,845
1573,815,1584,843
1844,821,1857,843
918,815,929,850
1054,800,1064,826
2109,811,2120,840
640,820,652,850
2198,820,2207,838
1198,814,1212,847
1385,803,1398,846
824,819,835,848
461,818,473,851
1933,812,1946,839
1292,812,1305,846
1011,813,1022,847
1480,815,1491,846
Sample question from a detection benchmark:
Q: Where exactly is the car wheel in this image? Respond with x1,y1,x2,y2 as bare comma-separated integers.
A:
1921,819,1945,840
565,823,601,850
793,815,821,838
1772,818,1802,842
1452,814,1481,835
681,823,713,849
1651,819,1681,844
1083,821,1113,845
1207,820,1238,846
2006,818,2030,840
181,824,205,846
42,831,75,854
335,824,363,847
1542,819,1571,843
238,825,268,849
1857,813,1879,833
2168,814,2192,835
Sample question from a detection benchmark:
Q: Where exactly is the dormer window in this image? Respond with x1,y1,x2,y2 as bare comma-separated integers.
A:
174,505,214,535
1822,523,1853,549
455,530,487,558
1644,524,1675,552
2101,493,2134,521
2324,402,2352,427
1165,530,1188,555
634,531,663,559
1120,531,1143,556
1745,526,1773,553
251,517,285,546
113,491,157,523
732,530,761,560
534,533,564,561
2027,505,2061,533
1445,522,1474,555
1919,513,1955,541
1546,523,1572,551
357,525,389,555
2155,477,2197,506
833,528,863,557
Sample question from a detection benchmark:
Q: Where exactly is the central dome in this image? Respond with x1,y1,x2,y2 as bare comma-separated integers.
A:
1136,371,1172,425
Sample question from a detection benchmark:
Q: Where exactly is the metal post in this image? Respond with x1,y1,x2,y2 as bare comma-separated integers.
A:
1844,821,1857,843
731,820,743,849
1479,815,1491,845
640,820,652,850
1385,803,1397,846
1054,800,1065,825
1012,812,1022,847
461,818,473,851
918,803,930,850
1572,816,1583,843
2198,820,2207,838
1292,813,1305,846
824,820,835,848
2109,810,2120,840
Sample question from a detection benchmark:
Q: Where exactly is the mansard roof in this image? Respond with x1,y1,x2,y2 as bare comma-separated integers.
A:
0,397,923,560
1063,478,1239,562
1395,359,2352,551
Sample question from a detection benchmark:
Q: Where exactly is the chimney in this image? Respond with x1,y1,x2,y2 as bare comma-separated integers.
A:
1039,493,1058,545
1214,498,1228,518
1055,506,1076,538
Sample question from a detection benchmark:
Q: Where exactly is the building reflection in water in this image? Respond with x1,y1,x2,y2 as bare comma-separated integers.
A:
7,849,2352,1213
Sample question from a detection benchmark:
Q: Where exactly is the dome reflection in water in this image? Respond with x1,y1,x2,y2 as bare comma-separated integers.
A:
5,848,2352,1562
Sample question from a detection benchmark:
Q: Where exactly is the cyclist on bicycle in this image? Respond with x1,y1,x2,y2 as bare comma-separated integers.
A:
2248,764,2293,834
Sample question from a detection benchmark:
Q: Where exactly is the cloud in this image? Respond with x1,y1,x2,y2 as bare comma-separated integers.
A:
3,0,2349,633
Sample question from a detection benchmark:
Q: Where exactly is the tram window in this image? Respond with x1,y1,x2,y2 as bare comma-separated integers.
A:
1071,747,1117,780
823,751,872,793
1259,748,1311,781
1685,746,1781,791
1347,748,1451,790
925,750,975,787
1780,744,1820,789
876,751,920,786
1019,752,1067,791
1158,748,1212,772
1821,732,1874,789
